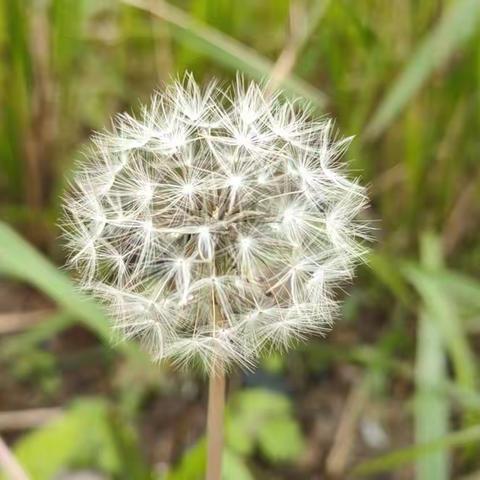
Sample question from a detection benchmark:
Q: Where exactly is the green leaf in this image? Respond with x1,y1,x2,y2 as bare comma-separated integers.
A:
121,0,326,109
226,388,291,456
226,414,255,456
165,439,206,480
257,417,304,462
226,388,305,463
165,440,253,480
365,0,480,138
11,398,149,480
223,449,254,480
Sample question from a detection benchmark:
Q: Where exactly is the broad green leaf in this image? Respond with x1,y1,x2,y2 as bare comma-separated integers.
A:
121,0,326,109
10,398,149,480
223,450,254,480
165,439,206,480
226,388,291,455
226,414,255,456
226,388,305,463
13,400,117,479
166,439,253,480
257,417,304,462
365,0,480,138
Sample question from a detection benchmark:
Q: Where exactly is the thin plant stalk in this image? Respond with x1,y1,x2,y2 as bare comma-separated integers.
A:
0,436,30,480
62,75,369,479
206,367,226,480
206,296,226,479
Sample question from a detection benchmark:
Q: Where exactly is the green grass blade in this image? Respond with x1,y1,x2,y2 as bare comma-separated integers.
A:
414,233,449,480
121,0,326,109
368,252,414,307
51,0,86,78
436,270,480,311
0,0,31,199
0,222,112,345
1,311,75,359
404,263,477,392
365,0,480,139
353,425,480,476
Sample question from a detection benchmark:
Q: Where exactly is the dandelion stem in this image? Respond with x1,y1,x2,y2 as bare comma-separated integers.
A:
206,366,225,480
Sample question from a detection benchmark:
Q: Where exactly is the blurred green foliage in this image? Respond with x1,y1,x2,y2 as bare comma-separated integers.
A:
1,0,480,478
225,389,305,462
167,389,304,479
8,399,150,480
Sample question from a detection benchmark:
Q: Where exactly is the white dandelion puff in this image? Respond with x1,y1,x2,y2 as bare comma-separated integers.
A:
61,74,370,373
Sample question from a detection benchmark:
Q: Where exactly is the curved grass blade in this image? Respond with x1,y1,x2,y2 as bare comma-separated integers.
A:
0,221,135,355
403,263,477,392
353,425,480,476
414,233,449,480
121,0,326,109
365,0,480,139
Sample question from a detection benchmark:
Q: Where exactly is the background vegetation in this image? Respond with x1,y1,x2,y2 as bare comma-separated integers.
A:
1,0,480,478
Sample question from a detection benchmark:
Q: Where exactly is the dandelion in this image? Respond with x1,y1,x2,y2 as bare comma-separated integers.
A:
61,73,369,480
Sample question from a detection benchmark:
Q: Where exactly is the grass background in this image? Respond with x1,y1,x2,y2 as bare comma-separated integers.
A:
1,0,480,478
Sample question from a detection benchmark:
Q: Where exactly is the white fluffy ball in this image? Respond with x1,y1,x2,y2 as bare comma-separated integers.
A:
62,75,369,372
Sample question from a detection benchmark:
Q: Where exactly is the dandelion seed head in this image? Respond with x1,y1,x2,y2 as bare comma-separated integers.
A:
62,73,369,373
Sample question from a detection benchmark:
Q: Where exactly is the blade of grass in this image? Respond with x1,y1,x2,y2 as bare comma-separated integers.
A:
0,0,31,200
365,0,480,139
121,0,326,109
268,0,331,90
368,252,414,308
403,263,477,393
414,233,449,480
353,425,480,476
0,222,134,356
51,0,86,78
1,311,74,359
436,270,480,311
